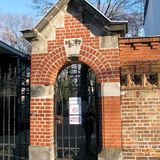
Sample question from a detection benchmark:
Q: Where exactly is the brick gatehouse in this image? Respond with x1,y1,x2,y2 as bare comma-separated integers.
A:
22,0,160,160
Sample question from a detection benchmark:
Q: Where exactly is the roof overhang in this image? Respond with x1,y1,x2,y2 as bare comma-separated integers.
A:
22,0,128,41
0,41,28,59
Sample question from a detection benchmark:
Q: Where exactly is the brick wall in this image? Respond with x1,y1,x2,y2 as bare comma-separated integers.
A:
30,13,160,159
28,1,160,160
101,96,122,148
121,90,160,160
119,37,160,66
30,12,121,151
31,14,119,84
120,37,160,160
30,98,54,146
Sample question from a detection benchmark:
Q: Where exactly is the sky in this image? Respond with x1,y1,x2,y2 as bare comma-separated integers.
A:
0,0,34,15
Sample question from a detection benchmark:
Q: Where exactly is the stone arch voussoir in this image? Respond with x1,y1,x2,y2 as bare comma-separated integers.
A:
79,45,114,83
33,45,114,85
33,46,67,85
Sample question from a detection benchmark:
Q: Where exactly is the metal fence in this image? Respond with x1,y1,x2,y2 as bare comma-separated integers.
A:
0,58,30,160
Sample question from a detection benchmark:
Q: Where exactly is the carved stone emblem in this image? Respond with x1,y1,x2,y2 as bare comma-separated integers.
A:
64,38,82,58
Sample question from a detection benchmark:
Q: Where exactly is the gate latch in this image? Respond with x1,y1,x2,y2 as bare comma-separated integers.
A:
55,115,63,124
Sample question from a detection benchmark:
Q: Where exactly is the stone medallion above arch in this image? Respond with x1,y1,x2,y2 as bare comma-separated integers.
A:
32,45,114,85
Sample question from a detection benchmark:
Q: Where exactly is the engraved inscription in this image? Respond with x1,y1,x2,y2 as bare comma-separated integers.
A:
64,38,82,58
65,39,81,48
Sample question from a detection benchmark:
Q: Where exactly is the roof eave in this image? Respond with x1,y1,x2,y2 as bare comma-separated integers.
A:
0,41,28,58
104,21,128,36
21,29,36,42
83,0,128,35
22,0,70,41
22,0,128,40
34,0,69,32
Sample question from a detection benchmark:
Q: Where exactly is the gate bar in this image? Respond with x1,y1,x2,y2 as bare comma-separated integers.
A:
3,89,5,160
8,94,11,160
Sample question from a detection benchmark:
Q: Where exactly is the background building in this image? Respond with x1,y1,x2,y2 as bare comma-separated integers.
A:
144,0,160,36
0,41,30,160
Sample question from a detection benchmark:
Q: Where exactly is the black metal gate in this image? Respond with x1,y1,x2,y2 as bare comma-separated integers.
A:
0,58,30,160
54,64,99,160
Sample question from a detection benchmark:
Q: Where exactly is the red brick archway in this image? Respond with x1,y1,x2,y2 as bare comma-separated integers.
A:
32,45,114,85
30,44,122,160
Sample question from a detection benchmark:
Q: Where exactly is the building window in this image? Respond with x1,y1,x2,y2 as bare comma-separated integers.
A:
120,72,159,89
145,73,158,87
130,74,142,87
120,74,127,87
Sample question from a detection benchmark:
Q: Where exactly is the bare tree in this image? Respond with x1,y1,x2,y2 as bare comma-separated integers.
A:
89,0,144,36
0,13,34,54
31,0,144,36
31,0,54,16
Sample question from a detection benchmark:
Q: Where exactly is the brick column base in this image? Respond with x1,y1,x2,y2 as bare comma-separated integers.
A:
98,82,122,160
98,148,123,160
29,146,54,160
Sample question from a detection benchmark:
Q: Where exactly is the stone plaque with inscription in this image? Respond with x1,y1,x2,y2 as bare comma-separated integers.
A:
64,38,82,57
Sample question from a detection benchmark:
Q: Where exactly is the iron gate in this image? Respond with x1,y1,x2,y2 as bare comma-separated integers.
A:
0,58,30,160
54,64,99,160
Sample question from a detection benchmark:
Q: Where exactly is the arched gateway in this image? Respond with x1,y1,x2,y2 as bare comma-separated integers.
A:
22,0,127,160
54,63,98,160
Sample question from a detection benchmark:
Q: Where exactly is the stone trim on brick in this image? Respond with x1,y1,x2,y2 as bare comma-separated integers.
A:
31,85,54,98
100,82,120,97
29,146,54,160
98,148,123,160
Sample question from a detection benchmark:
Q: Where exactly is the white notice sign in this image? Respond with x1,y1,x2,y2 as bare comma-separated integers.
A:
69,115,82,125
69,104,81,115
69,97,82,115
69,97,81,105
69,97,82,125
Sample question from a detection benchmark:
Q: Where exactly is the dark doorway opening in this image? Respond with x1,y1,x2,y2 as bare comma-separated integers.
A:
54,63,99,160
